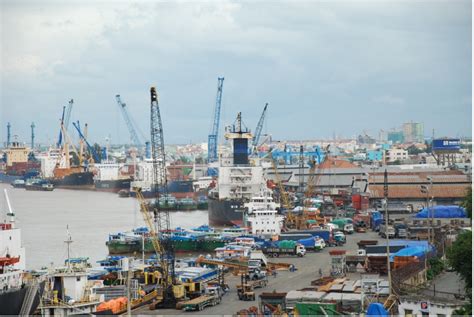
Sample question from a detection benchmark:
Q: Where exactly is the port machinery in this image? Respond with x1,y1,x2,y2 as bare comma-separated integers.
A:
133,87,181,309
208,77,224,164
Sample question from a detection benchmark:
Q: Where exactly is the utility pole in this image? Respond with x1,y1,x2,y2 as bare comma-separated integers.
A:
384,169,392,295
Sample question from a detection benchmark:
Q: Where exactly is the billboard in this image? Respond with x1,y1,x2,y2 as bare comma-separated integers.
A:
432,138,461,152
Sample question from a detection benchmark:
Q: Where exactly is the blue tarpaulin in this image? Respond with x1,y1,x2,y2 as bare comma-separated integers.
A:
415,205,466,218
367,303,388,316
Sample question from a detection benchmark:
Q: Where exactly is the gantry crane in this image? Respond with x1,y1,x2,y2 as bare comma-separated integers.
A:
115,94,145,148
208,77,224,163
251,103,268,154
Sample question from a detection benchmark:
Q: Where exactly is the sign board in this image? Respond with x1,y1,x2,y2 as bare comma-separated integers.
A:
432,139,461,152
420,301,429,311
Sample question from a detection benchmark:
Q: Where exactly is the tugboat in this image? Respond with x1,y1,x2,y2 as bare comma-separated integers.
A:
0,189,45,315
24,179,54,191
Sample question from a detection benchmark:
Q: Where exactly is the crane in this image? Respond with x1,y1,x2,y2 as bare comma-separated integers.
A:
72,121,100,164
268,151,294,227
251,103,268,154
115,95,144,148
149,86,176,308
208,77,224,163
57,99,73,147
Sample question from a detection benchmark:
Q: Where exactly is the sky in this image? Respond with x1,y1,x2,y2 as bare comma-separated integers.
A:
1,0,472,145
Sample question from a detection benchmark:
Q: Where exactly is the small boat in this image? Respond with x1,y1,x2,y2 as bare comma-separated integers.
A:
177,197,197,211
24,179,54,191
10,179,25,188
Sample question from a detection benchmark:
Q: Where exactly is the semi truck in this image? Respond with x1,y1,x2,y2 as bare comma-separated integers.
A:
262,244,306,257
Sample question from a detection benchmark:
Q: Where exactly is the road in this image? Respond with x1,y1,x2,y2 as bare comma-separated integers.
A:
134,230,383,315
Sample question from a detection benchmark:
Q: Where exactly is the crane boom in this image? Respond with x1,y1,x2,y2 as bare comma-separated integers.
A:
208,77,224,163
72,121,100,163
252,103,268,152
57,99,73,147
149,87,175,307
115,95,143,147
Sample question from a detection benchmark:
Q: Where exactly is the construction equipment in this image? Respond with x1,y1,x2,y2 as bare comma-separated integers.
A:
251,103,268,154
208,77,224,163
115,94,145,148
57,99,73,148
237,275,256,301
269,151,294,226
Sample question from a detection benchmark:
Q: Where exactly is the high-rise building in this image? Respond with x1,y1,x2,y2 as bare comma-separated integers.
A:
403,122,424,143
387,130,404,144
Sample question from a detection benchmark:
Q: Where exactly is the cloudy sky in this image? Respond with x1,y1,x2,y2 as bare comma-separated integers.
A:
1,0,471,145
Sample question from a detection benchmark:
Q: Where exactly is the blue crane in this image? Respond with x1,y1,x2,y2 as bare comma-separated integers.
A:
251,103,268,154
57,99,73,147
72,121,100,163
115,95,144,148
207,77,224,163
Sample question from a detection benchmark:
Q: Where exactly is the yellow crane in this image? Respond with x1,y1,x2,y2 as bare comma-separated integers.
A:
134,187,185,306
268,152,295,228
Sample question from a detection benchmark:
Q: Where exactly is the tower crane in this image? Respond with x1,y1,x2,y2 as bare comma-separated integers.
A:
115,95,145,148
57,99,73,148
72,121,100,164
208,77,224,163
251,103,268,154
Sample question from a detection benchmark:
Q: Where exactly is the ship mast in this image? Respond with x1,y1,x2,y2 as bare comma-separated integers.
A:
4,189,15,228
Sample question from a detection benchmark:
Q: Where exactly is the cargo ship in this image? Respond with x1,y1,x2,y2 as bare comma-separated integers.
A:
208,113,269,226
93,161,132,192
0,189,45,315
106,227,226,254
0,142,40,183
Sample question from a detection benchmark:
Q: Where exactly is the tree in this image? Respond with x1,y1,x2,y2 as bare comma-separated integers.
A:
407,145,423,155
461,187,472,219
447,230,472,294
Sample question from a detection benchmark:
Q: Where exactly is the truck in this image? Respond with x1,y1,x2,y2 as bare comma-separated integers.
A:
380,225,395,238
394,223,408,238
280,230,331,243
181,294,221,311
248,250,268,270
330,218,354,234
262,244,306,257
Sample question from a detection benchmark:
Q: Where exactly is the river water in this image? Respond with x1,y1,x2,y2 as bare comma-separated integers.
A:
0,184,209,270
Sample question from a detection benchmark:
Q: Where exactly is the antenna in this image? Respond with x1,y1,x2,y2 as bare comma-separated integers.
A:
4,189,15,227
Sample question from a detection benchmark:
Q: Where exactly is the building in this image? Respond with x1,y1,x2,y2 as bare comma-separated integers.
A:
387,131,404,144
403,122,424,143
367,150,383,162
398,295,466,317
387,148,409,162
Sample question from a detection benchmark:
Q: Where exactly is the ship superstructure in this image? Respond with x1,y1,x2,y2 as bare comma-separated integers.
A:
208,113,269,225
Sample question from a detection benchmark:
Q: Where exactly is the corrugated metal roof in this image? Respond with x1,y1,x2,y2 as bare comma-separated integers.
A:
369,184,469,199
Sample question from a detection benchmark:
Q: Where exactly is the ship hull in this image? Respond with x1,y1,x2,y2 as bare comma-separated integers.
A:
106,239,225,254
50,171,94,189
208,197,245,226
95,179,131,193
0,281,45,315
